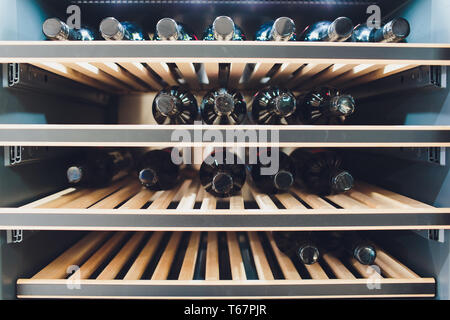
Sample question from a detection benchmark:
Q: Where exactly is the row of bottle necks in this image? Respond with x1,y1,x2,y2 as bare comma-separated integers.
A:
152,86,355,125
67,147,353,199
192,231,377,280
43,15,411,43
272,231,377,267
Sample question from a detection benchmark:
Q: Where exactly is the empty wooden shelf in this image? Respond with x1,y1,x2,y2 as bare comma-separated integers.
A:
1,178,449,231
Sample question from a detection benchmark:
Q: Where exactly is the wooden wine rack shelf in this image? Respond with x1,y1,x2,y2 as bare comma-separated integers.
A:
1,125,449,147
17,231,435,299
2,178,449,231
0,42,449,93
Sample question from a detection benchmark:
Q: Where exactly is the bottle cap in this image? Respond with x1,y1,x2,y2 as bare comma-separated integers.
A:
354,244,377,265
273,92,296,117
214,92,235,115
67,166,83,184
156,18,179,40
334,95,356,116
100,17,124,40
43,18,69,40
139,168,158,186
212,16,235,40
331,171,354,193
385,17,410,40
212,172,234,194
329,17,354,41
297,244,320,265
155,93,178,116
274,170,294,191
272,17,295,41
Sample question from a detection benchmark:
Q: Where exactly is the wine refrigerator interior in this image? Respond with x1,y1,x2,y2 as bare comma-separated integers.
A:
0,0,450,301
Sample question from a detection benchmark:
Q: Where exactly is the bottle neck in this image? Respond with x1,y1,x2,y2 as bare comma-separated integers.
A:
67,166,84,184
353,244,377,265
330,170,354,193
270,17,295,41
155,93,180,117
322,94,356,117
272,92,296,117
297,243,320,265
212,16,235,40
214,92,235,116
327,17,354,42
157,18,180,40
139,168,159,187
212,172,234,195
100,17,128,40
43,18,71,41
380,18,410,43
273,170,294,191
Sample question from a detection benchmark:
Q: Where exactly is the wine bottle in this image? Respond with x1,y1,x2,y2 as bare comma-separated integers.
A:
352,17,410,43
251,88,297,125
255,17,296,41
296,87,356,125
43,18,95,41
155,18,197,40
66,149,134,187
203,16,246,41
100,17,144,41
199,148,246,198
273,231,320,265
137,148,180,191
248,148,296,194
201,88,247,125
290,148,354,195
300,17,353,42
153,87,199,124
352,18,411,42
318,231,377,265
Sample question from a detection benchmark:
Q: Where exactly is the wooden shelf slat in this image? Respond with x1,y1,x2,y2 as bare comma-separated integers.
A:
227,232,247,280
266,232,302,280
178,232,202,280
124,232,165,280
119,189,154,210
304,263,329,280
374,247,420,279
33,188,87,209
118,62,163,90
96,232,146,280
322,253,356,280
151,232,183,280
91,62,149,91
350,258,384,279
205,231,220,281
247,232,274,280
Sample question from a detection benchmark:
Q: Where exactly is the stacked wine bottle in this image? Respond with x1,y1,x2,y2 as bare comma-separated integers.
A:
153,86,356,125
66,147,353,198
65,147,358,268
43,15,411,43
